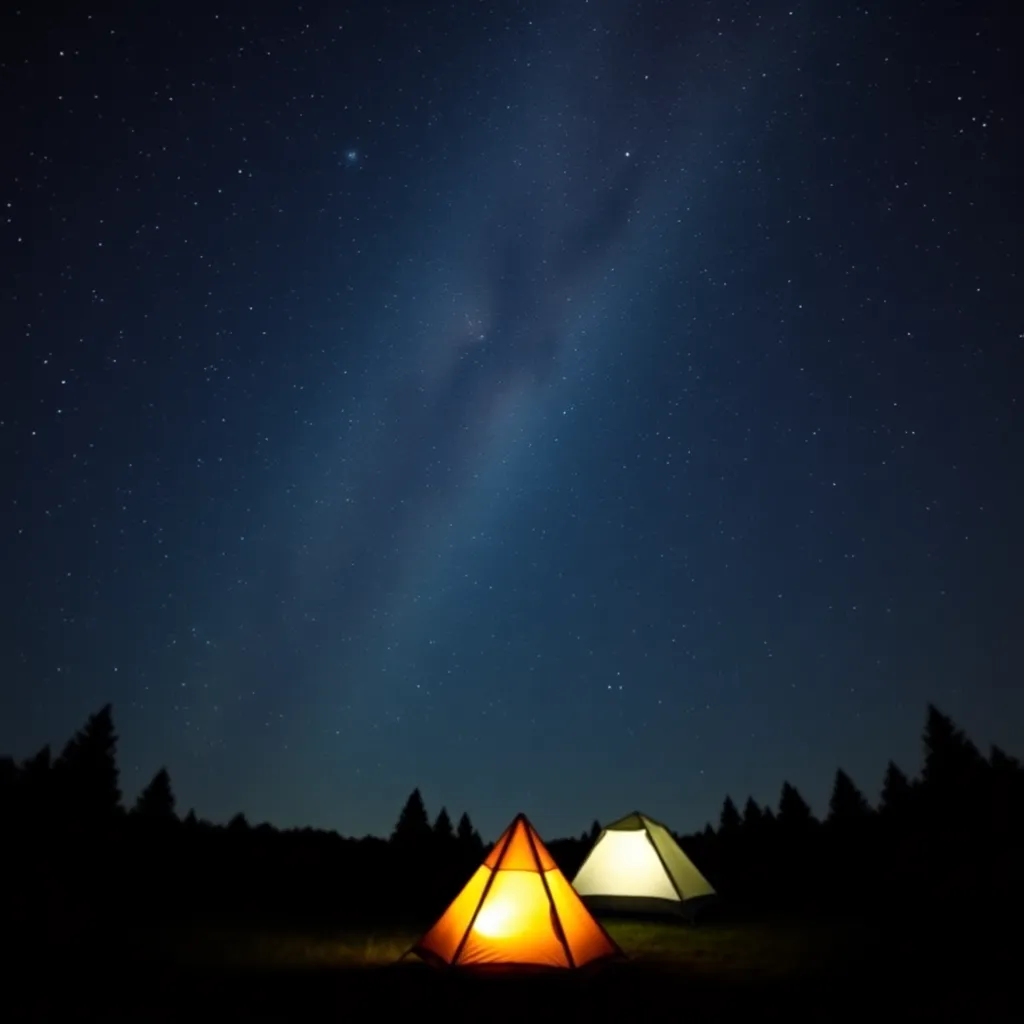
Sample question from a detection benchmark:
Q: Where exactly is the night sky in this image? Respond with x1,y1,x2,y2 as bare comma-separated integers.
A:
3,1,1021,842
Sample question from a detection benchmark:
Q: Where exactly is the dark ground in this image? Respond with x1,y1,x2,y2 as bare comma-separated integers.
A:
7,908,1016,1021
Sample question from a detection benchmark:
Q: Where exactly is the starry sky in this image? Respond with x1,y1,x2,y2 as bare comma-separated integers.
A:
2,0,1021,842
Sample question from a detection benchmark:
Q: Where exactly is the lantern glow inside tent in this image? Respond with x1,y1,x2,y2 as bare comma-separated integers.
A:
408,813,623,969
572,811,716,918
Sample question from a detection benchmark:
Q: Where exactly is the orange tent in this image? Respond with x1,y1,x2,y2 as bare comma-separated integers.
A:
409,812,624,970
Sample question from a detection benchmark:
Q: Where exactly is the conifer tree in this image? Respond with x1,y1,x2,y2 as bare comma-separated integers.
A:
133,767,177,822
827,769,872,826
456,811,474,845
742,797,765,831
777,781,816,828
920,705,989,828
719,795,741,833
455,811,484,855
53,704,122,827
879,760,913,818
432,806,454,843
391,788,432,846
921,705,986,789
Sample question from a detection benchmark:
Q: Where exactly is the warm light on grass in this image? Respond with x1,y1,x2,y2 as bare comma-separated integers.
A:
148,915,857,980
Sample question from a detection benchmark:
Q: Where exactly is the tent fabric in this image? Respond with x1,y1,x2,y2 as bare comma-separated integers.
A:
410,813,623,969
572,811,716,914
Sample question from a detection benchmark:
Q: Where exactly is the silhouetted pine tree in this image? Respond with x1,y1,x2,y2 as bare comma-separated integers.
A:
228,812,249,831
827,769,873,827
20,745,52,778
432,806,454,845
742,797,765,832
456,811,484,856
917,706,1004,909
587,819,601,844
872,758,920,898
713,796,744,896
391,788,432,847
132,767,177,823
777,782,816,829
735,797,774,903
922,706,987,784
774,783,818,903
53,704,121,830
920,705,989,830
822,769,875,905
719,795,741,834
879,760,913,819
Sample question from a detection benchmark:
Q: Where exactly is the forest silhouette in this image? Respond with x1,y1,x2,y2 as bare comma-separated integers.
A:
5,701,1022,951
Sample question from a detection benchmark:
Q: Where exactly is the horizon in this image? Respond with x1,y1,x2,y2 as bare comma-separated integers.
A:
4,698,1000,846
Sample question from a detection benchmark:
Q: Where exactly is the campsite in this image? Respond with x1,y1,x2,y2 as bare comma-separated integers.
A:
4,2,1020,1018
3,701,1020,1017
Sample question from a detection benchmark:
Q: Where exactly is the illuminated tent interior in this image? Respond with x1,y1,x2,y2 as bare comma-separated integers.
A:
408,813,624,970
572,811,717,919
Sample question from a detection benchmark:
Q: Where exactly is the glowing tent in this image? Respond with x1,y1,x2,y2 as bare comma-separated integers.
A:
409,813,623,970
572,812,716,919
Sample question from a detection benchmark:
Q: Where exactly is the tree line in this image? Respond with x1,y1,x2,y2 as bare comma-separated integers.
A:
2,702,1022,944
680,704,1024,917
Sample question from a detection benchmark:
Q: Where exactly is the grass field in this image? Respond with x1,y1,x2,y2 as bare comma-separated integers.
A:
10,911,1011,1019
155,914,846,981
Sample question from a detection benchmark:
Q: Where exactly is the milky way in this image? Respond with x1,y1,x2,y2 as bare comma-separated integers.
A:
265,2,798,708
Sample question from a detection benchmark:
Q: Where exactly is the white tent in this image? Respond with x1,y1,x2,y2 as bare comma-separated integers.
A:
572,811,716,919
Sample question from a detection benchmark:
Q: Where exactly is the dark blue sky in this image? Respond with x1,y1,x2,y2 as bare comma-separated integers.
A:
2,0,1021,842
